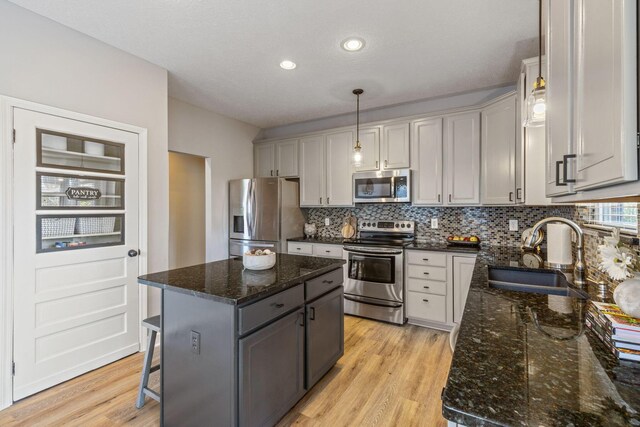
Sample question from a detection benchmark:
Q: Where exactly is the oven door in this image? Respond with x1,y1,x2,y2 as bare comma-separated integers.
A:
343,246,403,302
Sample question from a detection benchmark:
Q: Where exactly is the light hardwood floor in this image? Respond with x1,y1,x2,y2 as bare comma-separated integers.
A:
0,316,452,426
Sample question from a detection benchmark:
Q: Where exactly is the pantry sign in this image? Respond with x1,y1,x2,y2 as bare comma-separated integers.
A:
65,187,102,200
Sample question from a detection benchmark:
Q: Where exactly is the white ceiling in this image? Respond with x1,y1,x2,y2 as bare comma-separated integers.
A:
10,0,540,128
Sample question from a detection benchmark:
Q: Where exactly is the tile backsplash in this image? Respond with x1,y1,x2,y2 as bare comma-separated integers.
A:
302,205,576,247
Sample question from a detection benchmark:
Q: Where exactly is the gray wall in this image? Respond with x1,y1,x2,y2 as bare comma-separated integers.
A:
257,85,515,140
0,0,169,314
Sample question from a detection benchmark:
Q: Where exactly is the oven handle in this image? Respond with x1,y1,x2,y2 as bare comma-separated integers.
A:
343,247,403,256
344,294,403,308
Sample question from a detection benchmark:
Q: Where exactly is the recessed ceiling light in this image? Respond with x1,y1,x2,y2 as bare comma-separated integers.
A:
341,37,365,52
279,60,297,70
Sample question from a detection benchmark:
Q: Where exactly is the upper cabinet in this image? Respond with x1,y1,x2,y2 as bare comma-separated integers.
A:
354,126,381,172
411,118,443,205
445,112,481,205
299,132,354,207
545,0,637,198
481,94,517,205
254,139,299,178
381,123,410,169
572,0,637,191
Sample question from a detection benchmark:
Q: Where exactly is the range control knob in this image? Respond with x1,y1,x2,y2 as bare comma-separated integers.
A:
401,224,406,228
372,222,377,227
407,223,412,228
395,223,399,227
366,222,371,227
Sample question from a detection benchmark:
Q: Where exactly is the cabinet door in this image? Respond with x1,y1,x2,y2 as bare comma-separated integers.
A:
299,136,325,207
445,112,480,205
239,308,305,427
325,130,354,206
306,287,344,389
515,70,525,204
452,256,476,323
275,139,299,177
381,123,410,169
481,94,517,205
411,118,443,205
573,0,637,191
254,143,275,178
545,0,575,197
355,126,381,172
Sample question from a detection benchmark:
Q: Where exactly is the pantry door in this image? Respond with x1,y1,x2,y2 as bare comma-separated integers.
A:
12,108,140,401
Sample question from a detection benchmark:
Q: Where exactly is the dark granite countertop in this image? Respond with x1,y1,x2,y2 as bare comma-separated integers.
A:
138,254,345,306
287,236,346,245
442,246,640,426
405,240,482,253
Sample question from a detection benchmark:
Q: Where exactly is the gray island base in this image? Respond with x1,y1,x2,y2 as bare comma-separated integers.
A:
138,254,346,427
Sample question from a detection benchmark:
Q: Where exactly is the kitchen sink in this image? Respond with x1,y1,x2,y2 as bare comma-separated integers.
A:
487,267,587,299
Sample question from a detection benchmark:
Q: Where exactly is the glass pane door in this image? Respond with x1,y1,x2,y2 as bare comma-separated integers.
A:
37,173,124,209
348,254,395,284
37,129,125,174
36,214,124,253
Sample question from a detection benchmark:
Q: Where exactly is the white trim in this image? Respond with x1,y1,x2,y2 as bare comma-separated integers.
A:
0,96,149,410
204,157,214,261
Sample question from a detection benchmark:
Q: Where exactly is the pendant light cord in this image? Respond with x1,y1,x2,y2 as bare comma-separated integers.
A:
538,0,542,85
356,93,360,141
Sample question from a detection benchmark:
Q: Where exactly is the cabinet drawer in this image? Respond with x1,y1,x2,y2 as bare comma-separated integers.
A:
305,268,343,302
312,244,343,259
407,265,446,282
406,251,447,267
239,285,304,335
406,291,446,323
407,278,447,296
288,242,313,255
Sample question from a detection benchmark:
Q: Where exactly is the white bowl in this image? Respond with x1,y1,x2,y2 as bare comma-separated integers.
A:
243,252,276,270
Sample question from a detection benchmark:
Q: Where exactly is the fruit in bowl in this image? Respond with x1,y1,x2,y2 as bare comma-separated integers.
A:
243,249,276,270
447,235,481,245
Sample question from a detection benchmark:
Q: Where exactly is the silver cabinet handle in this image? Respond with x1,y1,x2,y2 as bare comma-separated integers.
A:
423,272,429,275
563,154,576,184
449,194,452,203
327,197,330,204
319,197,322,205
270,170,273,176
516,188,522,200
384,159,388,168
375,160,379,169
509,192,514,202
276,169,279,176
423,258,429,261
423,286,430,289
422,299,429,303
438,194,441,203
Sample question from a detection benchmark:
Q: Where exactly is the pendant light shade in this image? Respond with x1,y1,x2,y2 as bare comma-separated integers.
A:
524,0,546,128
352,89,364,167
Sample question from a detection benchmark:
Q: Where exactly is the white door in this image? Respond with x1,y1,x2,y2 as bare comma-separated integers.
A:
254,143,275,178
481,95,517,205
411,118,443,205
573,0,637,191
381,123,410,169
325,130,354,206
445,112,481,205
354,127,380,172
275,139,299,177
452,256,476,323
299,135,325,207
545,0,575,197
12,108,140,400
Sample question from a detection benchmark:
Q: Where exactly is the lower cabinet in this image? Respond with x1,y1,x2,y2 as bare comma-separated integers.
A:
288,241,343,259
406,250,477,330
306,287,344,388
239,309,306,427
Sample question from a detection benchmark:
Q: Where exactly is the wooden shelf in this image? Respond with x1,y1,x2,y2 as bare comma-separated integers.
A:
42,231,121,240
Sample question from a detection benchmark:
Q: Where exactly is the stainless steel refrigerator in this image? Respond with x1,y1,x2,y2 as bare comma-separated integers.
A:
229,177,305,257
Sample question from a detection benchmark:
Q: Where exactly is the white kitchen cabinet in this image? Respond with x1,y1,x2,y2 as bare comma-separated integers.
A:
481,94,517,205
381,123,410,169
354,126,381,172
254,139,299,178
573,0,637,191
411,118,443,205
299,135,325,207
254,143,275,178
445,112,481,205
406,250,451,329
545,0,575,197
275,139,299,177
325,130,355,206
288,242,343,259
452,255,476,323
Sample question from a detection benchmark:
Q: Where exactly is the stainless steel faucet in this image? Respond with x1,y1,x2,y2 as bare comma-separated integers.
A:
525,217,586,286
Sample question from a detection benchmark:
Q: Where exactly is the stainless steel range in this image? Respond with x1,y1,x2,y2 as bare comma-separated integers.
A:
342,220,415,325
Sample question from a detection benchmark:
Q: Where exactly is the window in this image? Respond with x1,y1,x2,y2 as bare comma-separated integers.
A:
581,203,638,234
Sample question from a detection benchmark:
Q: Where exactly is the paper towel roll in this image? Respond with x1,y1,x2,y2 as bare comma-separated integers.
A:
547,223,573,266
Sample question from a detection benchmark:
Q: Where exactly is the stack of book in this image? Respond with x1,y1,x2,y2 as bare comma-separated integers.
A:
585,301,640,362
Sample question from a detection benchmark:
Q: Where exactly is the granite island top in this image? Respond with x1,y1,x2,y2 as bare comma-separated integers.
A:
443,246,640,426
138,254,345,306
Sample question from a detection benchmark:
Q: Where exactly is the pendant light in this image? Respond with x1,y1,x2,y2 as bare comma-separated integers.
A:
352,89,364,167
524,0,546,127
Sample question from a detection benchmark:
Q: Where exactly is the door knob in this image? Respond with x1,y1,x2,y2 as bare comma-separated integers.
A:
128,249,140,257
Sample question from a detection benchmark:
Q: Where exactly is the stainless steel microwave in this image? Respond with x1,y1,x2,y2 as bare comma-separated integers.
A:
352,169,411,203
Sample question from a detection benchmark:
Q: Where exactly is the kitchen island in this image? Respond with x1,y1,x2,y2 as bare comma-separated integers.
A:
138,254,346,427
442,247,640,426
